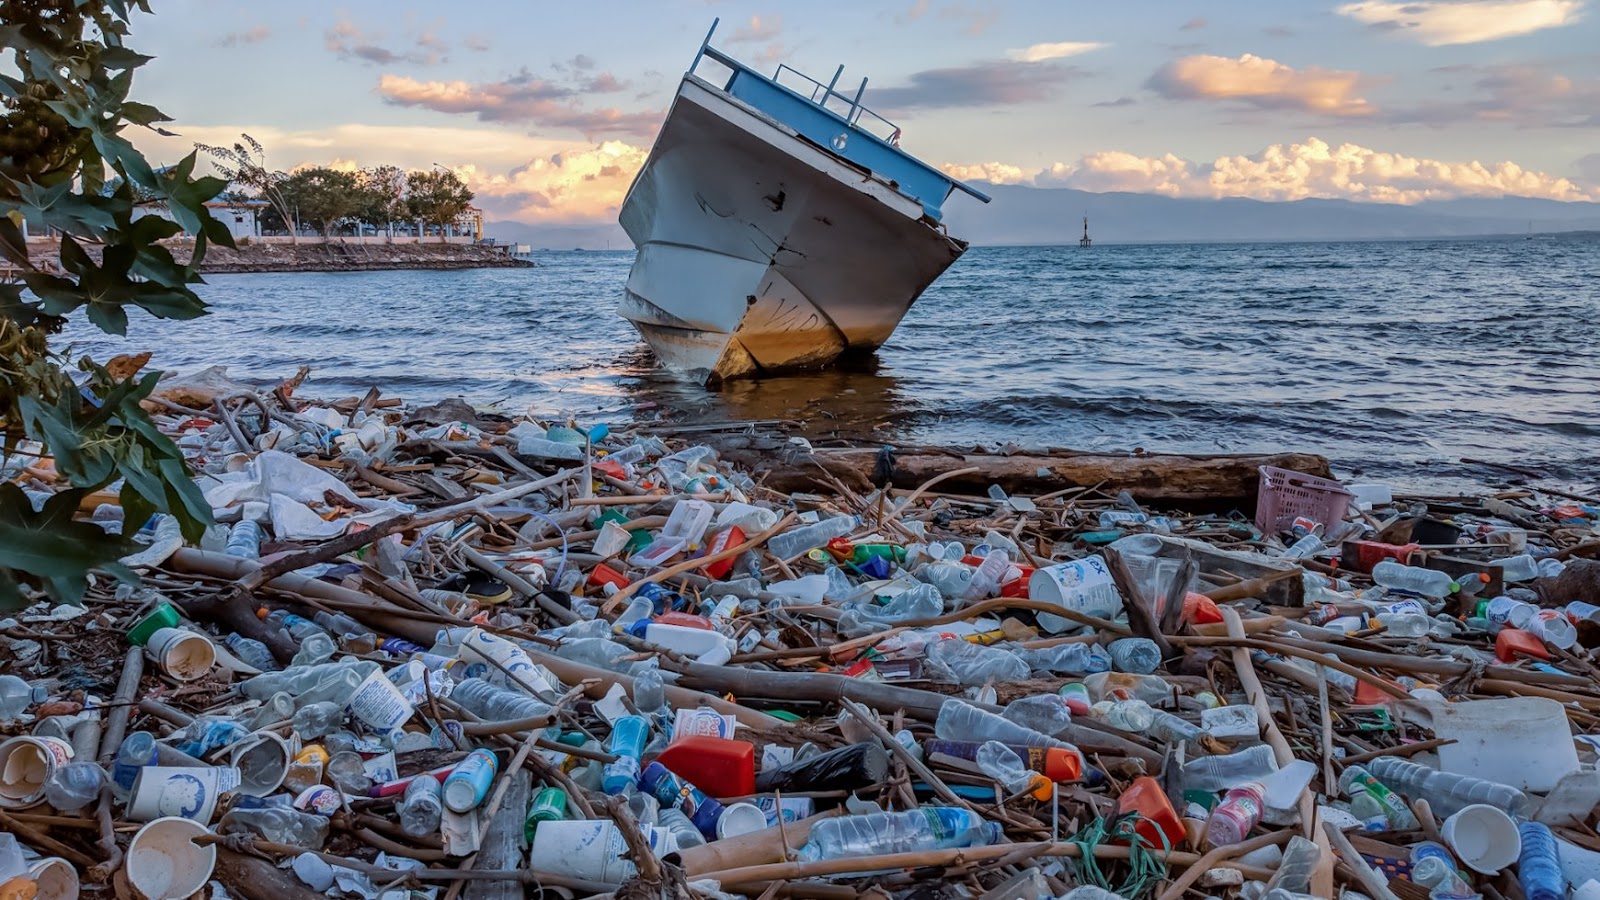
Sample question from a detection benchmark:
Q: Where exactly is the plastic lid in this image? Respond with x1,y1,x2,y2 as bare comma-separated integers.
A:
443,778,479,813
715,802,769,839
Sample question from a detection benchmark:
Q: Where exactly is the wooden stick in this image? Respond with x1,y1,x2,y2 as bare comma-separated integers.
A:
602,511,797,615
1323,819,1402,900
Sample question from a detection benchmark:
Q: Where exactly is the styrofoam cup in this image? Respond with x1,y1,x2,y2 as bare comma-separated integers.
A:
1029,557,1121,618
27,857,79,900
145,628,216,682
128,765,239,823
0,735,74,809
716,801,769,839
127,816,216,899
229,731,289,796
1442,803,1521,874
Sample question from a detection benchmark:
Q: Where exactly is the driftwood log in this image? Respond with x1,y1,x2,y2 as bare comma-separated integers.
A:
701,436,1331,504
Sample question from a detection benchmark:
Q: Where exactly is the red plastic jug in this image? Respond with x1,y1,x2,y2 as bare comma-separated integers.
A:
655,735,755,798
1116,776,1187,851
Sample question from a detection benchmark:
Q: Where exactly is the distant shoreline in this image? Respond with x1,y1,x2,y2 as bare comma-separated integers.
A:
192,240,533,274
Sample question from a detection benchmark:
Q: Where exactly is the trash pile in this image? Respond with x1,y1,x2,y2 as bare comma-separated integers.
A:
2,373,1600,900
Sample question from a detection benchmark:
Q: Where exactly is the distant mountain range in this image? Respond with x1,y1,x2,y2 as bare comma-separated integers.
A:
487,185,1600,250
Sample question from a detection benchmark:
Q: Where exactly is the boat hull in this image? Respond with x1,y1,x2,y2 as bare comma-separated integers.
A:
619,76,968,384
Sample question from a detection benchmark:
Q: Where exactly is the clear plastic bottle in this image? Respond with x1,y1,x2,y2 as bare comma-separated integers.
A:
928,639,1029,686
656,808,707,849
1206,782,1266,847
224,634,280,672
1517,822,1565,900
836,584,945,637
1366,756,1530,819
1348,785,1389,830
913,561,976,602
964,550,1012,602
1024,643,1112,676
1491,554,1540,583
767,516,858,559
1410,841,1473,897
0,675,32,722
327,750,372,795
1266,836,1321,894
220,807,330,849
1182,745,1280,793
935,699,1068,750
399,775,443,837
111,731,157,800
451,678,552,721
291,632,337,667
226,520,263,558
1375,612,1431,638
1000,695,1073,738
1147,710,1205,742
1108,638,1162,674
1282,534,1325,560
247,692,296,730
291,701,344,740
1372,560,1455,598
1097,699,1156,732
1338,764,1420,829
975,742,1049,798
1082,672,1171,704
44,761,106,812
633,668,666,716
797,808,1003,861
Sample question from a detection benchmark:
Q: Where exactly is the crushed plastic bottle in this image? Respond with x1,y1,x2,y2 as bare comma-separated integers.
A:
936,699,1069,750
43,761,106,812
1372,559,1456,598
224,634,280,672
797,808,1003,861
1517,822,1564,900
1183,744,1280,792
1366,756,1530,819
452,677,554,722
291,701,344,740
0,675,32,723
221,807,330,849
1023,642,1111,676
399,775,443,837
1000,695,1073,737
975,742,1050,799
1108,637,1162,674
767,515,858,560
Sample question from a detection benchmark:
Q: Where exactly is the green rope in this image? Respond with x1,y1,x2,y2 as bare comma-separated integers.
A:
1067,811,1173,899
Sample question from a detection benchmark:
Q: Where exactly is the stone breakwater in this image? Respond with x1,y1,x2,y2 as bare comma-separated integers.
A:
190,240,533,273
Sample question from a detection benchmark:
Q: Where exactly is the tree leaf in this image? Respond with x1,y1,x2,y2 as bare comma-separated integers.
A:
0,483,137,607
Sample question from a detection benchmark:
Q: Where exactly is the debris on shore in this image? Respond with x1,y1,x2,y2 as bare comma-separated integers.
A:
2,368,1598,900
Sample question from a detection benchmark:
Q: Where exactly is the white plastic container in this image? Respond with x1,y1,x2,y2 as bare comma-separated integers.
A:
529,820,677,881
661,499,714,547
1029,557,1122,620
144,628,216,682
1431,696,1579,792
628,536,688,569
1442,804,1520,874
127,816,217,899
631,623,737,664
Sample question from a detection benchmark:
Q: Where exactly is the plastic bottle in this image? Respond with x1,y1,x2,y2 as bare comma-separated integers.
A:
1491,554,1540,583
639,761,725,839
633,668,666,716
1366,756,1530,819
975,742,1051,799
291,702,344,740
1108,638,1162,674
1282,533,1325,560
1024,643,1111,676
656,808,707,849
1000,695,1073,737
43,761,106,812
224,634,280,672
0,675,32,722
225,520,262,558
1266,836,1322,894
327,750,372,795
1375,612,1431,638
1099,510,1149,528
929,639,1029,686
626,620,736,665
767,515,858,559
1372,560,1455,598
1347,784,1389,831
1097,699,1156,732
399,774,444,837
798,808,1003,861
1410,841,1473,897
451,678,553,722
291,632,337,667
261,608,331,642
1517,822,1565,900
1082,672,1171,705
1147,710,1205,742
603,715,648,794
1206,782,1266,847
247,692,296,730
1338,764,1420,829
924,740,1084,783
442,748,498,813
915,561,976,602
1182,745,1280,793
935,699,1069,750
111,731,158,800
964,550,1012,602
220,807,330,849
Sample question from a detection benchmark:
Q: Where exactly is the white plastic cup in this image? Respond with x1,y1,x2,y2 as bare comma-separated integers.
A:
1442,803,1521,874
128,765,240,823
127,816,216,899
716,801,769,839
346,667,414,736
229,731,290,797
0,735,74,809
145,628,216,682
26,857,79,900
1028,557,1121,618
529,819,640,882
1531,611,1578,650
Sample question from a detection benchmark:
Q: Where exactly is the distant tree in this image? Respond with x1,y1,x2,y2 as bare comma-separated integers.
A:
280,167,360,237
199,133,295,242
405,169,473,242
354,165,406,238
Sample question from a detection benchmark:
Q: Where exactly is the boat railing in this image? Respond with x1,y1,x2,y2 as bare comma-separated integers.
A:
770,64,902,145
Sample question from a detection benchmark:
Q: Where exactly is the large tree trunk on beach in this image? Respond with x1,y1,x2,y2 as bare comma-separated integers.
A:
700,436,1330,505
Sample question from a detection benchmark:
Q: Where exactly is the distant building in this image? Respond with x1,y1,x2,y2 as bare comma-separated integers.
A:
457,205,484,241
131,199,266,240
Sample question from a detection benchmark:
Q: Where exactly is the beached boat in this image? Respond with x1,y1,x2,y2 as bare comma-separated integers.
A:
618,20,990,384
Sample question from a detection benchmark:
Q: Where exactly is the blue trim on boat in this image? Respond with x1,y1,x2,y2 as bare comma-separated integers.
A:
689,18,990,222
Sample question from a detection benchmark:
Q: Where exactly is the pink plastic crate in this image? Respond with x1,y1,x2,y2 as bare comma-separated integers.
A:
1255,466,1353,535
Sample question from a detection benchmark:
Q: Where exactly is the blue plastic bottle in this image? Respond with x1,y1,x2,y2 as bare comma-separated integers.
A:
1517,822,1565,900
640,761,726,840
602,715,648,795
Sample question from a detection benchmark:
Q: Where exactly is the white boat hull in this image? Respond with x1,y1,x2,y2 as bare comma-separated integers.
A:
619,76,968,383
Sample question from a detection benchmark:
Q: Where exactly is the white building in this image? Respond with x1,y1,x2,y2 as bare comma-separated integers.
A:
131,199,266,240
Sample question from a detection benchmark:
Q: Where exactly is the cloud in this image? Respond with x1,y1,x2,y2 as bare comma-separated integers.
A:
1579,152,1600,183
1399,63,1600,126
463,34,492,52
1180,17,1208,31
1092,96,1137,108
325,19,447,65
1336,0,1584,45
870,60,1089,111
377,71,659,139
1005,41,1109,62
941,137,1599,203
1147,53,1376,116
940,161,1032,184
455,141,650,223
1264,25,1295,37
730,15,782,43
217,25,269,47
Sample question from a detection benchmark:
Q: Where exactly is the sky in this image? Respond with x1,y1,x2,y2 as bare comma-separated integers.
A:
125,0,1600,226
